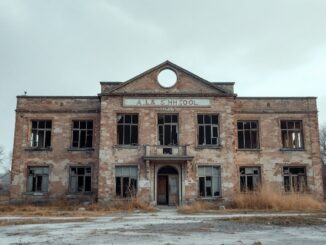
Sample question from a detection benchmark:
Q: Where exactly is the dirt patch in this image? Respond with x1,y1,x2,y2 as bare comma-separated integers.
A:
0,217,90,227
222,215,326,226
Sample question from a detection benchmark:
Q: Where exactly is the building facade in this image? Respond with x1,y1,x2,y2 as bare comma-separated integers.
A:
10,61,324,204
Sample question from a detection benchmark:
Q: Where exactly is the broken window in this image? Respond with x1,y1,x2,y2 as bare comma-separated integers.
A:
72,120,93,148
69,167,92,193
30,120,52,148
281,120,304,149
158,114,178,145
198,166,221,197
283,167,307,192
117,114,138,145
27,166,49,192
237,121,259,149
115,166,138,197
240,167,261,192
197,115,219,146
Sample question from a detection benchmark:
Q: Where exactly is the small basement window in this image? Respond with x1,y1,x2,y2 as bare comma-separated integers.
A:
69,167,92,193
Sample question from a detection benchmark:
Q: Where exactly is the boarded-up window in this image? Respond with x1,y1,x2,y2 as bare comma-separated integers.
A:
197,115,219,146
117,114,138,145
115,166,138,197
283,167,307,192
27,167,49,192
240,167,260,192
198,166,221,197
72,121,93,148
30,120,52,148
281,120,304,149
69,167,92,193
237,121,259,149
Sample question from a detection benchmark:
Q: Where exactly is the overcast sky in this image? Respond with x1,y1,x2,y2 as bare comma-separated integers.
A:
1,0,326,171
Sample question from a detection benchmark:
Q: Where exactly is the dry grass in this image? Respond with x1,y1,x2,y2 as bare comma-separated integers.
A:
177,186,326,214
0,197,157,217
177,201,218,214
229,185,326,211
0,194,9,203
87,197,157,213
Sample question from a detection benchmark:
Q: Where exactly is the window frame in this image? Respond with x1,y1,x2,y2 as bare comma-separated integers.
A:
237,120,260,150
157,113,179,146
71,120,94,149
30,120,52,149
117,114,139,145
283,166,307,192
68,166,92,194
115,166,138,198
280,120,304,150
197,165,221,198
197,114,220,147
239,166,261,192
27,166,49,193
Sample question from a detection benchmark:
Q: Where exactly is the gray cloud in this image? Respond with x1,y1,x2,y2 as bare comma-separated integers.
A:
1,0,326,170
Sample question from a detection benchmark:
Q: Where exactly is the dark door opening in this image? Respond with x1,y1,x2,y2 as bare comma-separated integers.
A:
157,166,179,206
157,176,168,205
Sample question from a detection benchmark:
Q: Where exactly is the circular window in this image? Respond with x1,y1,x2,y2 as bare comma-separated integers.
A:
157,69,177,88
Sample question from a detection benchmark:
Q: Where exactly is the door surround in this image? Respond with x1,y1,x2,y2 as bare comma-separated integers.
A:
155,164,181,206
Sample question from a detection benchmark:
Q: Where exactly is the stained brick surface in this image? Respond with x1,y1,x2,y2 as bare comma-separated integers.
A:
10,63,324,203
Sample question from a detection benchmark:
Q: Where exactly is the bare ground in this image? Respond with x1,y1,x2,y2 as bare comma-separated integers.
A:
0,208,326,245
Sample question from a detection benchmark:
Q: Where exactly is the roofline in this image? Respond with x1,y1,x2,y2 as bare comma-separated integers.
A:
100,81,235,86
16,96,99,99
212,82,235,85
100,81,122,85
98,93,235,97
236,96,317,100
108,60,234,95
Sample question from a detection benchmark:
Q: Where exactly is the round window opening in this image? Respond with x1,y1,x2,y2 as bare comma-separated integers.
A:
157,69,177,88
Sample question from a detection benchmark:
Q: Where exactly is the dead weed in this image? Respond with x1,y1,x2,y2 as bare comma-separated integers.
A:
0,197,157,217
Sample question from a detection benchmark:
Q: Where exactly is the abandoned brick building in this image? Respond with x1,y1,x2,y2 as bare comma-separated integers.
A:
10,61,324,204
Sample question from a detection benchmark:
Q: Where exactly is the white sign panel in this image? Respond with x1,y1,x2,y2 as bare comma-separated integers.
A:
123,98,211,107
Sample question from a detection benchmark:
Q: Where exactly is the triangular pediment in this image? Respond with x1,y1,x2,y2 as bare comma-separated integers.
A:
103,61,233,96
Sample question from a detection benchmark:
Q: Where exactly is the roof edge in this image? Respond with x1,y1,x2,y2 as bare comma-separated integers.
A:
212,82,235,85
108,60,234,95
237,96,317,100
100,81,122,85
17,96,99,99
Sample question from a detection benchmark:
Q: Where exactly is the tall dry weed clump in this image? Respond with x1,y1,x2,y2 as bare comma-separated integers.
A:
107,196,157,212
177,201,217,214
230,185,326,211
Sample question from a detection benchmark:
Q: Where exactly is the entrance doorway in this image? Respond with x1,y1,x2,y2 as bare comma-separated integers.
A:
157,166,179,205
